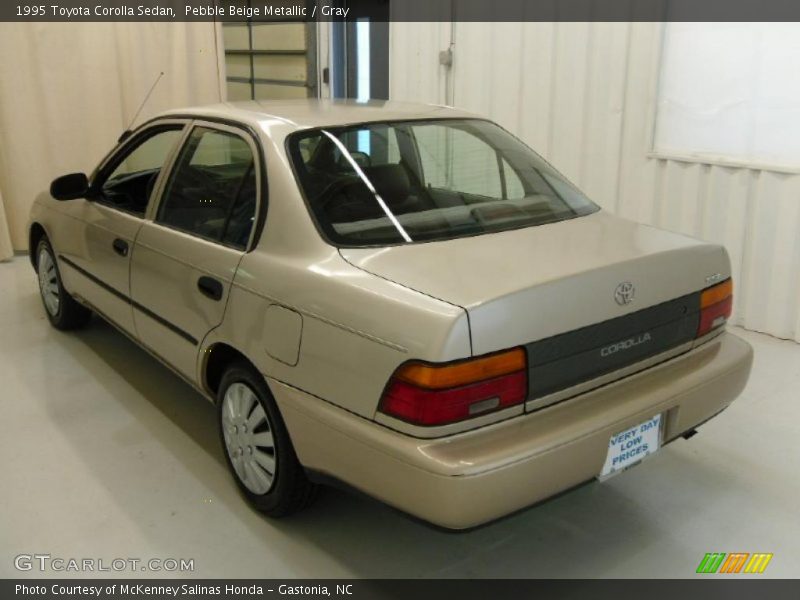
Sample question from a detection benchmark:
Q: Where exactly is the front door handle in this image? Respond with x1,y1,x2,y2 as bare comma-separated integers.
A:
197,276,224,301
112,238,129,257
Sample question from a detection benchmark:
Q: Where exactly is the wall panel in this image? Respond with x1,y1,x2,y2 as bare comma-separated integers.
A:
390,21,800,342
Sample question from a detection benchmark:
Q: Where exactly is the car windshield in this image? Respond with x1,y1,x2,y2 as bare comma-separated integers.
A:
287,118,599,246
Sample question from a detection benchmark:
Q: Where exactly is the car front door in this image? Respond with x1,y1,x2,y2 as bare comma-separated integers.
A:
130,121,261,380
58,123,187,334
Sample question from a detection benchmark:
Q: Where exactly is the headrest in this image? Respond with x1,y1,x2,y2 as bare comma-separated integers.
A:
360,164,411,205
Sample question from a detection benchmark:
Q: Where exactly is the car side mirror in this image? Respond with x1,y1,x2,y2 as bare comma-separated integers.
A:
50,172,89,201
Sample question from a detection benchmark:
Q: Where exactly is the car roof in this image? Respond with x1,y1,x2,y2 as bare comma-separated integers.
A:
160,99,480,131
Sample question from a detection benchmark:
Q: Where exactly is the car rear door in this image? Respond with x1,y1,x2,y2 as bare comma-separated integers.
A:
129,121,262,380
56,122,187,335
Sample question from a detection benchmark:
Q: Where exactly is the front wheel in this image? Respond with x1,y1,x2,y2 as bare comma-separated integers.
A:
217,362,317,516
36,237,91,330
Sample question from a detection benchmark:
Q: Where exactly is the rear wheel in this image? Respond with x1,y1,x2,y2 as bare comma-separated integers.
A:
217,362,317,516
36,238,91,330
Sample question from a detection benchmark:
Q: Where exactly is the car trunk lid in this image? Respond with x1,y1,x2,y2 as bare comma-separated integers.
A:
341,211,730,404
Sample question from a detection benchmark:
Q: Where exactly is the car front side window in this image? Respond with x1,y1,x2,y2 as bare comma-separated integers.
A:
155,126,257,249
98,127,184,216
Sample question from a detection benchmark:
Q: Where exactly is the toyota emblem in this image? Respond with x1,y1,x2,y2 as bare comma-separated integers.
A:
614,282,635,306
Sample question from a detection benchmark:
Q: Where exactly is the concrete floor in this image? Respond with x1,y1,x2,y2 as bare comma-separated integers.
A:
1,255,798,579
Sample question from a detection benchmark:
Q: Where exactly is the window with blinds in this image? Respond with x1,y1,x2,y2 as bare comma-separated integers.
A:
655,23,800,170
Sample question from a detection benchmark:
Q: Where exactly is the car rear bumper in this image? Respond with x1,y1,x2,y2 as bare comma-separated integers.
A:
271,331,753,530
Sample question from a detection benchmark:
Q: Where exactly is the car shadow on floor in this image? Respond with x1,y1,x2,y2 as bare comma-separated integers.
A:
56,312,742,578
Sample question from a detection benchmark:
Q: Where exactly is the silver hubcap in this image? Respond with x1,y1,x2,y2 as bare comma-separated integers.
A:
222,382,276,495
38,249,60,316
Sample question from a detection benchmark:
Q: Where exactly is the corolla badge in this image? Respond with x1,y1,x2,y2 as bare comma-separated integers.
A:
601,332,652,357
614,282,635,306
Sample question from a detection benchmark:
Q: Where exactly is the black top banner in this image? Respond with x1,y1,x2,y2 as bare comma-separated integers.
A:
3,0,800,22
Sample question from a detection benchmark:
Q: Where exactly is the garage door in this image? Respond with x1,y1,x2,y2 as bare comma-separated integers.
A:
223,19,317,100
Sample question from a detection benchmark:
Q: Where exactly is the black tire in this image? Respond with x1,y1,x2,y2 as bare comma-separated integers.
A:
35,237,92,331
217,361,317,516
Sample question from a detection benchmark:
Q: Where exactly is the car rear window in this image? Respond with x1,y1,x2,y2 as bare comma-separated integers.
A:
287,118,599,247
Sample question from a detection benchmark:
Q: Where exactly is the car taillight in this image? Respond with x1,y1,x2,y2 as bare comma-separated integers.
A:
379,348,528,426
697,278,733,338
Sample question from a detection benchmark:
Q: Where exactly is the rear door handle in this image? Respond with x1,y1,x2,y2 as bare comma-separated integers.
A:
197,276,224,301
112,238,129,257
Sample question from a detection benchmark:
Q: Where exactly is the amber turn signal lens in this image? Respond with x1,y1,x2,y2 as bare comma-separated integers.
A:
701,278,732,308
381,347,529,426
697,278,733,338
394,348,527,390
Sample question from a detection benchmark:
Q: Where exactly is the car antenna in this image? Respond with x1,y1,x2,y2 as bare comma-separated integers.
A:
117,71,164,143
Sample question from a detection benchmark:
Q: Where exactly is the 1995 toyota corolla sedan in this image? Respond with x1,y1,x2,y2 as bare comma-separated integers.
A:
28,100,753,529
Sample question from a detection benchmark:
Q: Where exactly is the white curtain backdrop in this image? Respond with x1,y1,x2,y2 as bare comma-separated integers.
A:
0,22,225,256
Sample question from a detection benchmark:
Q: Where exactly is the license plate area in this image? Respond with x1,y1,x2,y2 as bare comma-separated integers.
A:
599,414,663,479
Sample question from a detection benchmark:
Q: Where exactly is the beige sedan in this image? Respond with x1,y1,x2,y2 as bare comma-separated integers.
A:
28,100,753,529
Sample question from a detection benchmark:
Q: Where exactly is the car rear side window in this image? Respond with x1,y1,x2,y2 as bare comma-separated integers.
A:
156,126,257,249
288,119,599,247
